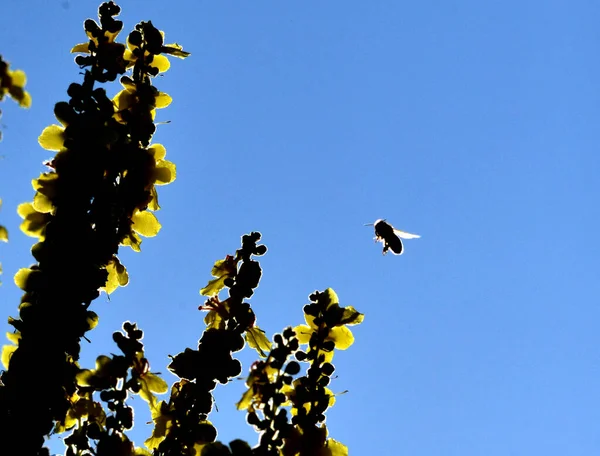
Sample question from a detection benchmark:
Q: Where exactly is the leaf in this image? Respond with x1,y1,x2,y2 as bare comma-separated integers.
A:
38,124,65,151
132,210,161,237
245,327,271,358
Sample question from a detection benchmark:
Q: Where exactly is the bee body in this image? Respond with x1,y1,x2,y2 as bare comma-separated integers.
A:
367,219,420,255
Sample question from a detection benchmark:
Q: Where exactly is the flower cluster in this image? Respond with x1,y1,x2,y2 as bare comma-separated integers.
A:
233,288,362,456
236,328,300,455
145,232,268,455
62,322,167,456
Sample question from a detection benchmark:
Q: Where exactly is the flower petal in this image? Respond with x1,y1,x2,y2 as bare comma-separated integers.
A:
148,186,160,211
293,324,313,345
132,210,161,237
38,125,65,151
150,54,170,73
154,92,172,109
18,91,31,108
33,192,53,213
71,43,91,53
327,326,354,350
326,438,349,456
149,144,166,160
154,160,176,185
1,344,17,369
9,70,26,87
103,256,129,294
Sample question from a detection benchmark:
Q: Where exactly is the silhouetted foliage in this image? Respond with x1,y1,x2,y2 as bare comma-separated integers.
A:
0,3,362,456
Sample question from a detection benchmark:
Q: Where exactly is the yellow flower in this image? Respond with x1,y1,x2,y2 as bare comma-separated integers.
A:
123,27,189,73
0,58,31,108
148,143,176,185
236,360,279,411
124,33,171,73
293,289,362,364
281,380,336,416
112,76,172,123
17,202,51,240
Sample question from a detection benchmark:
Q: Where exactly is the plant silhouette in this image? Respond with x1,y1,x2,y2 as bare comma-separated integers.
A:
0,3,363,456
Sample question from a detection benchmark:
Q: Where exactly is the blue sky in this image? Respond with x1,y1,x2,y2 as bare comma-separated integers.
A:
1,1,599,455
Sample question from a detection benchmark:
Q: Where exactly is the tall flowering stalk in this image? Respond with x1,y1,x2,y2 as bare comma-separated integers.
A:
0,3,188,454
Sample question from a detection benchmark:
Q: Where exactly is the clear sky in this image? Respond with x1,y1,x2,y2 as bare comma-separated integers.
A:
1,1,599,455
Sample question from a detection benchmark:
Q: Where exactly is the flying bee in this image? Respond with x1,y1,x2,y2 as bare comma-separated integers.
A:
365,219,421,255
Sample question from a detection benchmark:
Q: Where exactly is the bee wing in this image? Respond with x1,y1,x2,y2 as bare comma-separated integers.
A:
393,229,421,239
